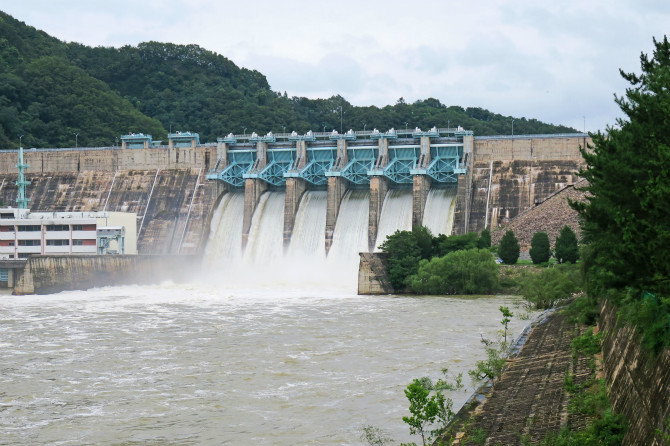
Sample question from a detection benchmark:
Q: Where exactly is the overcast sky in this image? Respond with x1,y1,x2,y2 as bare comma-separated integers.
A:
3,1,669,132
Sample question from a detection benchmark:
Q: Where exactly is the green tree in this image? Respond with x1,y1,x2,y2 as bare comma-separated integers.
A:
520,265,582,309
499,306,513,343
409,248,499,295
432,232,479,258
529,231,551,264
573,37,670,295
403,380,440,446
379,227,433,290
554,225,579,264
401,370,462,446
498,230,520,265
478,228,492,249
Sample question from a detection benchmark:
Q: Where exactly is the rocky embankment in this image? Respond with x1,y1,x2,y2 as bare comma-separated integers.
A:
491,180,587,251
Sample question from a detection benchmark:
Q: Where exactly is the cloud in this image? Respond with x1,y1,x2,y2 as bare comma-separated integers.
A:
4,0,670,131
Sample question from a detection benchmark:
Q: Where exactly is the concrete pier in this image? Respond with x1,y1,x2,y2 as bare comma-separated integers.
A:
325,176,349,254
242,140,269,248
412,175,431,228
283,177,306,249
368,176,389,251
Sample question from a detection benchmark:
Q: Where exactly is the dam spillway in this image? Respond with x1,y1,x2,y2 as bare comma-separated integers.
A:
0,131,590,261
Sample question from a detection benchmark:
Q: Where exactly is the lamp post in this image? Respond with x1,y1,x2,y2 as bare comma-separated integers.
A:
511,119,515,136
243,127,247,136
323,124,327,133
18,134,23,149
339,105,343,133
405,122,408,134
364,123,367,131
282,125,286,134
73,132,79,148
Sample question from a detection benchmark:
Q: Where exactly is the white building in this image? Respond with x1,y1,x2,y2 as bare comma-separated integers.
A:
0,208,137,259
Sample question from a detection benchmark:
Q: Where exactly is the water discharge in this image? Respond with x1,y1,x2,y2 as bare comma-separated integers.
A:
374,189,413,251
0,188,530,445
423,186,457,236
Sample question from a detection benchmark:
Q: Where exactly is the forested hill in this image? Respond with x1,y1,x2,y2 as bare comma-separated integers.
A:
0,11,576,149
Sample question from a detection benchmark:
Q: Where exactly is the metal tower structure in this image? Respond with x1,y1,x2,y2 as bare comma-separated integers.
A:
15,144,30,209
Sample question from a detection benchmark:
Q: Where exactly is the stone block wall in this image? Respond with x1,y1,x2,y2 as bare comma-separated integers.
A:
600,301,670,445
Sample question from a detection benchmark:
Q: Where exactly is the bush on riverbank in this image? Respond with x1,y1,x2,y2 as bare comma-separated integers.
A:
379,227,493,292
520,264,582,309
408,248,499,295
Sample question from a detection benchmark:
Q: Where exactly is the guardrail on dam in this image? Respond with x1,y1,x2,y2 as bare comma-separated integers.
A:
0,130,590,256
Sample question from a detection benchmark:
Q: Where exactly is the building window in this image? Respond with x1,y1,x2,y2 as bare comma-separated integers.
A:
17,225,40,232
46,239,70,246
18,240,41,246
72,225,83,231
18,253,30,259
72,240,83,246
46,224,69,231
0,226,14,232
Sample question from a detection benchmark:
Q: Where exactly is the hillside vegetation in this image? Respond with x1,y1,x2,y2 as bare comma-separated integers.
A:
0,11,576,149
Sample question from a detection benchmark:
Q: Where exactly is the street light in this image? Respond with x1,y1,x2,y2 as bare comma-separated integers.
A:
364,123,367,131
282,125,286,134
18,134,23,149
323,124,327,133
511,119,515,136
243,127,247,136
339,105,343,133
73,132,79,148
405,122,408,134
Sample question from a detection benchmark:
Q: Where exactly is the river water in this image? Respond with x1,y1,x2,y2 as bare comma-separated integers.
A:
0,190,530,445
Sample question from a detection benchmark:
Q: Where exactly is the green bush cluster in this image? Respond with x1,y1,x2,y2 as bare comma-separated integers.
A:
379,227,492,292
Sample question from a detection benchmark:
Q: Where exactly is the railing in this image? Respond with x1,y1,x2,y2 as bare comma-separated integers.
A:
474,133,589,140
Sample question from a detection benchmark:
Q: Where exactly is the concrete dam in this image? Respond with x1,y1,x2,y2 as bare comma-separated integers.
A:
0,129,589,267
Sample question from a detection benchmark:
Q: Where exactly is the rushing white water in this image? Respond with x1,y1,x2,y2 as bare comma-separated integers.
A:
328,190,370,275
0,186,530,445
203,191,244,264
287,191,327,259
374,188,413,251
422,187,457,236
244,191,286,264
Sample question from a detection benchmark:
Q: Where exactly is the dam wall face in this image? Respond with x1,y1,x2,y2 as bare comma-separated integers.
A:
601,301,670,445
13,254,198,295
452,135,588,234
0,134,588,257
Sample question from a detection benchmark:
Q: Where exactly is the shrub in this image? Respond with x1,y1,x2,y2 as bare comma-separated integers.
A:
409,248,499,295
498,230,520,265
555,225,579,264
432,232,479,258
529,231,551,264
520,265,582,309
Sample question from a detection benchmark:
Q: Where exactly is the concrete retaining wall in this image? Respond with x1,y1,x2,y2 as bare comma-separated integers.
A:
13,255,198,295
601,301,670,445
358,252,394,295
